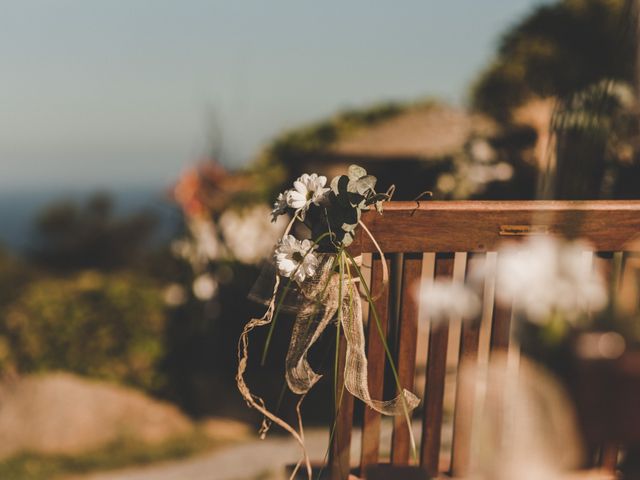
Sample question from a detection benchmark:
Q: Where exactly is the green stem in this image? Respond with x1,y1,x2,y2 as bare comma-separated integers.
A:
334,251,344,412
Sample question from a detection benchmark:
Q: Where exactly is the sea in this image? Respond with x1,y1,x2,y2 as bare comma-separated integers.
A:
0,186,182,253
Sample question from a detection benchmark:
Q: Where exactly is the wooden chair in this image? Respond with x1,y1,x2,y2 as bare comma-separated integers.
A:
328,200,640,480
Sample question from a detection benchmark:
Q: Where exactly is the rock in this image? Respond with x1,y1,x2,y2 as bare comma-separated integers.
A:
0,372,193,459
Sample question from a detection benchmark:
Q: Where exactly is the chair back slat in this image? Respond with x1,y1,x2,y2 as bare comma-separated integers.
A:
591,252,622,472
450,253,485,476
489,285,512,353
599,444,620,472
359,255,391,472
390,252,423,464
420,253,454,476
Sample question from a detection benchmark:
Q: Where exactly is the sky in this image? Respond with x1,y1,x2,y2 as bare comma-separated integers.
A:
0,0,551,192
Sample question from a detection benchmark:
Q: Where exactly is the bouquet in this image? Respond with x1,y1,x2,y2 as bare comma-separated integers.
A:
237,165,419,479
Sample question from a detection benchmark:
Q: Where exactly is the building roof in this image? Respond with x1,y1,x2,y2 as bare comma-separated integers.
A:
327,103,498,160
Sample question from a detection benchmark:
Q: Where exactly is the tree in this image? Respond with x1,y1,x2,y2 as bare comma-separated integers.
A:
30,193,157,272
472,0,634,121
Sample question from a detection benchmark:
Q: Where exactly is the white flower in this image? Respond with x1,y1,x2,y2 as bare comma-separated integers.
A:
172,218,221,268
274,235,319,284
163,283,187,307
190,217,221,262
469,139,495,164
193,274,218,300
271,192,288,222
484,237,608,325
285,173,329,219
416,280,481,325
219,204,288,265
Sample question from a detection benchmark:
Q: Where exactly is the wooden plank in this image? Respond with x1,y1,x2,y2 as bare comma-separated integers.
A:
391,252,423,464
472,253,514,471
490,252,512,353
450,253,485,477
592,252,619,472
353,201,640,253
600,443,619,472
330,330,355,480
359,255,391,472
420,253,454,477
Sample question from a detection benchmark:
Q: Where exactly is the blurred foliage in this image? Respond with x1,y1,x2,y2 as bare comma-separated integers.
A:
549,80,638,198
472,0,633,121
0,429,223,480
470,0,640,200
0,190,272,418
0,248,34,309
1,271,167,392
30,192,157,272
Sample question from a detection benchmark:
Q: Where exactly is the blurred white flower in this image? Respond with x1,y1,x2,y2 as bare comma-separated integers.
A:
274,235,319,284
193,274,218,300
486,237,608,325
171,218,223,271
163,283,187,307
436,173,457,194
468,162,514,185
493,162,514,181
416,279,481,325
193,218,221,261
285,173,329,219
171,239,194,261
271,192,288,222
220,204,288,265
469,138,495,164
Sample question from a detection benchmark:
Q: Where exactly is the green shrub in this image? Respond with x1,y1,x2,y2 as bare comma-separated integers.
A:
2,271,166,392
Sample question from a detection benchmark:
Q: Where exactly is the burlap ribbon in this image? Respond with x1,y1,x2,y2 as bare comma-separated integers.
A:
237,220,420,480
286,254,420,416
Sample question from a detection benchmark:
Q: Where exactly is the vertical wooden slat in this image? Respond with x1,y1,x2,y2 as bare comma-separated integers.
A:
330,331,355,480
359,255,391,473
482,252,514,458
490,249,512,354
391,252,423,464
490,305,511,352
420,253,454,477
593,252,620,472
450,253,485,477
600,443,620,472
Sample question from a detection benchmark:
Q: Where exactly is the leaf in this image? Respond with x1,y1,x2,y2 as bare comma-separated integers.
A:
348,164,367,181
332,180,351,208
342,231,354,246
347,192,364,206
338,175,349,191
330,175,342,195
355,175,377,194
365,192,390,205
341,222,357,232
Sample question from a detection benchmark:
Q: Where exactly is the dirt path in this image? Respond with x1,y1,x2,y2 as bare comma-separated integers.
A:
75,428,336,480
72,419,431,480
